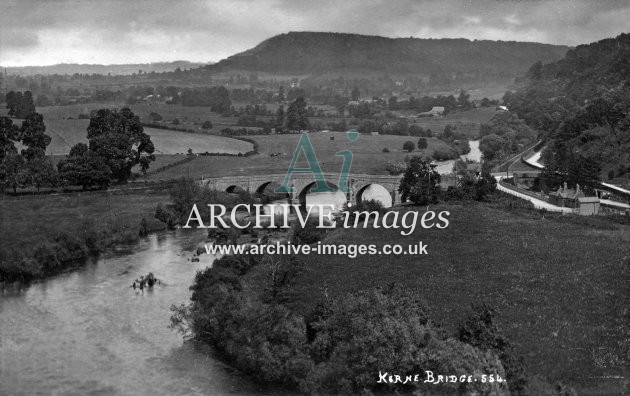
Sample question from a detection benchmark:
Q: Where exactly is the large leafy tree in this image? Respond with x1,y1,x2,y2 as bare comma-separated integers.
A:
0,152,26,194
23,157,57,192
58,143,111,190
86,108,155,182
5,91,36,119
0,117,19,162
286,97,309,131
398,156,441,205
1,114,55,193
20,112,51,160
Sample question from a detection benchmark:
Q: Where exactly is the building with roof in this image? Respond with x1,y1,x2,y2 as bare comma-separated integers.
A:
548,183,600,214
576,197,600,215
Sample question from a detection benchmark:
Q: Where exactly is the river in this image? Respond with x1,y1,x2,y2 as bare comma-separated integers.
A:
434,139,482,174
0,230,278,396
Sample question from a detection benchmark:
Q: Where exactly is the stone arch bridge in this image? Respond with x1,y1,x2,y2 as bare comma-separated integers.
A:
200,173,408,206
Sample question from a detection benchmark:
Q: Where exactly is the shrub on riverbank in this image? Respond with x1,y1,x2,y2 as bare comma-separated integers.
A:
166,178,256,226
170,254,510,395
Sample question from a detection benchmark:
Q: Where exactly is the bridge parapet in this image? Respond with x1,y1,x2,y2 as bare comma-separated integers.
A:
199,172,458,206
200,173,404,204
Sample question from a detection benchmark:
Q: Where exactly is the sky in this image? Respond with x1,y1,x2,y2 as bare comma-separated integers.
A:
1,0,629,67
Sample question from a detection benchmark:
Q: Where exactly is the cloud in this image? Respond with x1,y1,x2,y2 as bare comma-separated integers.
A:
1,0,629,66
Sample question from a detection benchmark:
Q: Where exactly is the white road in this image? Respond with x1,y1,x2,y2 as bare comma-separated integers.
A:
600,199,630,209
523,150,545,169
601,182,630,196
495,177,574,213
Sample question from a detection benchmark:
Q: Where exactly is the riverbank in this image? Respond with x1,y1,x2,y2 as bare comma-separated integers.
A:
0,229,275,396
0,187,171,282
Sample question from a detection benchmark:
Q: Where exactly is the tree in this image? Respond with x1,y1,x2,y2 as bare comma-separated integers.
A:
351,87,360,101
398,156,441,205
277,86,285,103
286,97,309,131
385,160,406,175
275,105,285,128
388,96,398,110
35,94,53,107
23,156,57,192
403,140,415,152
417,137,428,150
0,117,19,162
0,152,26,193
6,91,36,118
202,120,213,129
19,91,35,118
6,91,18,117
20,113,51,160
86,108,155,182
457,89,471,109
148,112,163,122
458,303,527,393
57,143,111,190
567,154,600,191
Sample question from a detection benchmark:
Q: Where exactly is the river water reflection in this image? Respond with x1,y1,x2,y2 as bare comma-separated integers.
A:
0,230,280,396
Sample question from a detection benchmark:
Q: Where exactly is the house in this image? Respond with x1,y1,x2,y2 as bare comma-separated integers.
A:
429,106,445,117
548,183,599,215
418,106,445,118
548,182,584,208
577,197,600,215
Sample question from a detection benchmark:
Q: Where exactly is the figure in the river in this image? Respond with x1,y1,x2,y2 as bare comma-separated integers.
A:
131,273,161,292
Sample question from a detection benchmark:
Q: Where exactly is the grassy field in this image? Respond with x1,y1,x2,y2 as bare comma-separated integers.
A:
0,187,170,253
6,104,496,156
270,203,628,393
143,132,455,179
10,105,253,155
404,107,497,138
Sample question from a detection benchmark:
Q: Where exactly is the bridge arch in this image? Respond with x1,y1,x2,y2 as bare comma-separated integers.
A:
298,181,346,213
225,185,246,194
255,181,290,203
355,183,393,208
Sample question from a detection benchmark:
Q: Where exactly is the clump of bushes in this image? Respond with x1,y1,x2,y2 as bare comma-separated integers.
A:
403,140,415,152
291,218,326,245
154,203,177,229
385,160,406,175
432,148,459,161
149,112,163,122
164,178,256,226
0,217,154,282
445,171,497,202
171,263,510,395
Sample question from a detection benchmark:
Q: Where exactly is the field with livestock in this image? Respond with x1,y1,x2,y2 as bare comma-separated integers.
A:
24,105,253,156
143,132,456,179
2,103,500,183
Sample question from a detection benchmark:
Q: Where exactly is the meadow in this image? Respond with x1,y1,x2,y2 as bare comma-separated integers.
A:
0,185,172,281
17,105,253,155
406,106,496,138
244,202,629,394
0,186,170,252
143,132,456,179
